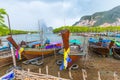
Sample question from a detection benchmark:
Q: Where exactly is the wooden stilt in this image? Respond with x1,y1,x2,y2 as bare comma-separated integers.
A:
39,68,41,74
58,71,60,78
113,71,118,80
11,46,16,67
82,69,87,80
46,65,48,75
27,68,30,73
98,71,101,80
68,69,73,79
54,48,56,58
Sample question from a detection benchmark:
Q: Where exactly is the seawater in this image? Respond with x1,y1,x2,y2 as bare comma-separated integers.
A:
1,33,120,45
0,33,85,44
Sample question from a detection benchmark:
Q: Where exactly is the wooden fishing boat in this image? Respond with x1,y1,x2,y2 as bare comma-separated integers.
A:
7,36,61,60
61,29,84,69
88,44,109,56
22,48,60,59
0,50,12,67
88,38,113,56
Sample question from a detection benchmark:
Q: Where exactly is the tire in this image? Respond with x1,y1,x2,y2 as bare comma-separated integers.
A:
56,60,63,66
70,64,79,70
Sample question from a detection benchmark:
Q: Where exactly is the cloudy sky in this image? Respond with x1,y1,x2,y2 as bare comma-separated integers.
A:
0,0,120,30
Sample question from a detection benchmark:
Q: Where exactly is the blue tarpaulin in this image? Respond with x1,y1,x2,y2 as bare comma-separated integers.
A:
0,70,14,80
69,39,81,45
27,41,41,48
88,38,98,43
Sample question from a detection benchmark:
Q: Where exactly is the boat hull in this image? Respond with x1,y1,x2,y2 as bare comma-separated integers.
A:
0,56,12,67
67,55,81,68
88,45,109,56
22,48,60,59
112,47,120,60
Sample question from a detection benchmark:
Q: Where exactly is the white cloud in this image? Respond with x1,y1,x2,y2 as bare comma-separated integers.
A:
0,0,120,30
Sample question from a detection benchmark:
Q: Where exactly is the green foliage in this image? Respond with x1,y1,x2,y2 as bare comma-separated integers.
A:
53,26,120,33
0,26,36,36
0,8,7,27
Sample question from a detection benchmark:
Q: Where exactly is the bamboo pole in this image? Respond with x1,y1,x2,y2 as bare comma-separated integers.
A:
46,65,48,75
6,14,12,36
58,71,60,78
68,69,73,79
54,48,56,59
113,71,118,80
82,69,87,80
39,68,41,74
98,71,101,80
11,45,16,67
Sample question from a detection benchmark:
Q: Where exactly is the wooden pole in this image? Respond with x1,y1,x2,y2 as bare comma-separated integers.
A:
6,14,12,36
113,71,118,80
58,71,60,78
82,69,87,80
46,65,48,75
11,45,17,67
98,71,101,80
39,68,41,74
68,69,73,79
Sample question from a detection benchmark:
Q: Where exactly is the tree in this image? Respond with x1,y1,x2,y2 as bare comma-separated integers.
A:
0,8,7,27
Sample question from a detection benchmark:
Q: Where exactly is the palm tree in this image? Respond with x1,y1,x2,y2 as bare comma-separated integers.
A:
0,8,7,27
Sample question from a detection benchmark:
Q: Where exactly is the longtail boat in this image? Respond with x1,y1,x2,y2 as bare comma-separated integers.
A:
88,38,113,56
60,29,84,69
0,50,12,67
7,36,61,60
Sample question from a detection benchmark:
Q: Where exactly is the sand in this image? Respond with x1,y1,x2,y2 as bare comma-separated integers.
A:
0,51,120,80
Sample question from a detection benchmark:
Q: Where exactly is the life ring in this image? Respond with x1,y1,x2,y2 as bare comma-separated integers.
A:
69,64,79,70
56,60,63,66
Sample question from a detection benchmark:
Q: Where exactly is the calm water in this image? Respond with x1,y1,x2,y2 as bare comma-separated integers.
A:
1,33,120,44
0,33,85,44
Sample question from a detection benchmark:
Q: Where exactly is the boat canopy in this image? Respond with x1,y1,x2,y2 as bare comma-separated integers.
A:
69,39,81,45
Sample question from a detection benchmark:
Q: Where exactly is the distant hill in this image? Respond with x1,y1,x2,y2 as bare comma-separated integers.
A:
73,5,120,27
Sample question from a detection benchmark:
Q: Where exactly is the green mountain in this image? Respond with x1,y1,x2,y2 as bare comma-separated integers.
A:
73,5,120,27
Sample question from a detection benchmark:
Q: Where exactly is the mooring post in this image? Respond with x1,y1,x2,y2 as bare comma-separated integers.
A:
28,68,30,73
39,68,41,74
82,69,87,80
46,65,48,75
11,46,17,67
58,71,60,78
98,71,101,80
69,68,73,79
113,71,118,80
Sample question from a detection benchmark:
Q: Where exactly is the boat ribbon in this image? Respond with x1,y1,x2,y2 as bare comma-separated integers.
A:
64,48,70,69
15,47,24,60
